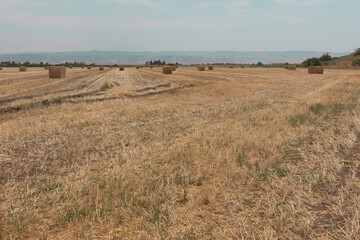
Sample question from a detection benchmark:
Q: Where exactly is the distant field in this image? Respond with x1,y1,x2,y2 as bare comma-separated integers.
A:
1,67,360,239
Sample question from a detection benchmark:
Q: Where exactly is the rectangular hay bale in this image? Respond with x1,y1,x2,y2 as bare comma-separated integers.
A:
308,66,324,74
197,66,206,71
19,66,27,72
49,66,66,78
162,66,172,74
288,65,297,70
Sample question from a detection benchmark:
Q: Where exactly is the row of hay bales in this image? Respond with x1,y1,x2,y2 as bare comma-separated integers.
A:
197,66,214,71
284,65,324,74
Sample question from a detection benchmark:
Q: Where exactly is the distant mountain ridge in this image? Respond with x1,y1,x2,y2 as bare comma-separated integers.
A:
0,50,349,65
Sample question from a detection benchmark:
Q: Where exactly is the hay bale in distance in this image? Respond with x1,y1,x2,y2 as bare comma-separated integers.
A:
240,66,245,68
49,66,66,78
288,65,297,70
87,66,91,69
119,66,125,71
99,66,104,71
81,66,85,69
171,66,176,71
284,65,289,69
45,66,49,70
69,66,73,69
308,66,324,74
230,66,234,68
162,66,172,74
0,67,2,70
208,66,214,70
19,67,27,72
197,66,206,71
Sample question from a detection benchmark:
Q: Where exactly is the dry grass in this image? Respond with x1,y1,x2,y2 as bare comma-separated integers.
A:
1,67,360,239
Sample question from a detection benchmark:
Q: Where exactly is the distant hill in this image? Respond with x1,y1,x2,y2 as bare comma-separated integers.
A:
0,50,349,65
327,49,360,68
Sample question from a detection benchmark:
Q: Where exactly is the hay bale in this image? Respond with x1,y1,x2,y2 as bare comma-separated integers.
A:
284,65,289,69
150,66,153,69
19,66,27,72
81,66,85,69
69,66,73,69
240,66,245,68
197,66,206,71
171,66,176,71
308,66,324,74
208,66,214,70
87,66,91,69
162,66,172,74
49,66,66,78
99,66,104,71
45,66,49,70
230,66,234,68
288,65,296,70
136,66,141,69
0,67,2,70
119,66,125,71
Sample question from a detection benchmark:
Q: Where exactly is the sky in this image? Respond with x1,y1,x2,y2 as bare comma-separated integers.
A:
0,0,359,53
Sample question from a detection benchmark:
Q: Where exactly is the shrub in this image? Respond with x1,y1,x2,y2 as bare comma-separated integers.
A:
319,53,332,62
302,57,322,67
352,59,360,66
354,48,360,56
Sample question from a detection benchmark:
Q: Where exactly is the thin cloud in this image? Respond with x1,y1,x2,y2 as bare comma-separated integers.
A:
274,0,333,6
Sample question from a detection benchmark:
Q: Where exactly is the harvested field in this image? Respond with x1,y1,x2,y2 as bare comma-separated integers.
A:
1,67,360,239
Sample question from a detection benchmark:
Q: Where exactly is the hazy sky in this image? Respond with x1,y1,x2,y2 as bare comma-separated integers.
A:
0,0,358,53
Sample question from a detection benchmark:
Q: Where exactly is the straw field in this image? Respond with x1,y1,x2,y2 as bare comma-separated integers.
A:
1,66,360,239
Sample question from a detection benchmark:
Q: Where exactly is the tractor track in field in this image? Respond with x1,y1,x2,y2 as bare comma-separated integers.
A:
0,72,109,104
0,84,195,114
